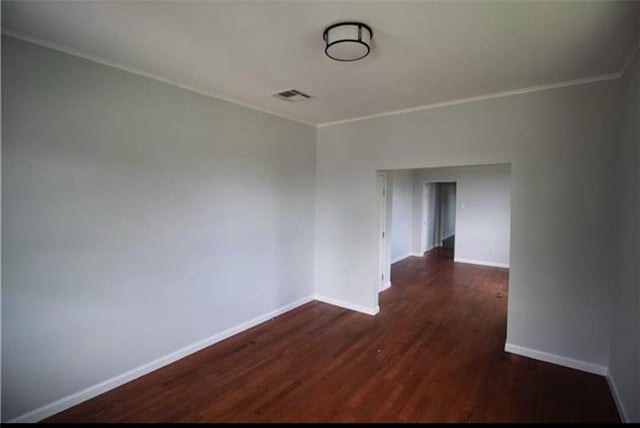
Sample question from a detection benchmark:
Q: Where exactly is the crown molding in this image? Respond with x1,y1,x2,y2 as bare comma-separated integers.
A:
4,28,635,130
318,36,640,128
2,29,317,128
316,72,621,127
619,37,640,78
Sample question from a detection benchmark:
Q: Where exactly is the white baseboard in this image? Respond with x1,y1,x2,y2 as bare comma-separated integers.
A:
8,294,315,423
314,294,379,316
454,257,510,269
606,373,629,422
504,343,608,376
380,280,392,292
391,252,424,265
391,252,412,264
421,244,436,254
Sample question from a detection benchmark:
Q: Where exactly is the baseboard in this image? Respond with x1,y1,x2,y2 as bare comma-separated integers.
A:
391,252,412,264
441,233,455,241
504,343,608,376
380,280,392,292
7,294,315,423
314,294,379,316
391,252,424,265
606,373,629,422
454,257,510,269
421,244,436,254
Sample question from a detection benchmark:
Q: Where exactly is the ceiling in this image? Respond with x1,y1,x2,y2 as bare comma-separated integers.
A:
3,1,639,126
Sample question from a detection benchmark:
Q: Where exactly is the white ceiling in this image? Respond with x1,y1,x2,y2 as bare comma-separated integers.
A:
3,1,639,126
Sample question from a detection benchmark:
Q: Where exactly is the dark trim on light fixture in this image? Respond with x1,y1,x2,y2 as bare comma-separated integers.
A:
323,21,373,62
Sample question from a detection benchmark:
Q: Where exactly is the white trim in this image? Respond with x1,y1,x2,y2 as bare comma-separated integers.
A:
420,180,450,255
606,373,629,422
441,233,455,241
7,295,315,423
314,294,379,316
4,29,633,130
378,172,390,295
317,73,620,127
619,38,640,78
504,343,608,376
380,280,392,292
391,252,413,264
390,252,424,265
454,257,509,269
422,245,437,254
1,30,316,128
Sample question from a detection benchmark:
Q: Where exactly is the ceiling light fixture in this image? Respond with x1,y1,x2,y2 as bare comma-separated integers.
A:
323,22,373,62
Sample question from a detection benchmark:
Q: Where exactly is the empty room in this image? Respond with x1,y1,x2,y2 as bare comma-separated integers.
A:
2,0,639,423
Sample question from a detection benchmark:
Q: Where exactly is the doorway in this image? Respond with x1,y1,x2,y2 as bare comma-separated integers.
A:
377,164,511,320
421,181,457,259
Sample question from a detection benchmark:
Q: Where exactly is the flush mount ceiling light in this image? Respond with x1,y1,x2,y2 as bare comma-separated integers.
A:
323,22,373,62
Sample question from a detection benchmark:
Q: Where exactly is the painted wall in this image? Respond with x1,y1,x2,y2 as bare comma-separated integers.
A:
3,31,635,424
389,170,414,263
608,46,639,422
412,164,511,267
418,183,438,252
1,36,316,421
315,78,619,367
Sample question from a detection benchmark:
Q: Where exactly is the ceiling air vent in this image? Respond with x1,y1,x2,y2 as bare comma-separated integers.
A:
274,89,312,102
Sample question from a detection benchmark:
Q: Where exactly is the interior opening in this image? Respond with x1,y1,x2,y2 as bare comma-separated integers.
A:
377,163,512,300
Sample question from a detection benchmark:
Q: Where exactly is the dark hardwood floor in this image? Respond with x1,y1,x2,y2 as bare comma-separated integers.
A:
44,251,619,423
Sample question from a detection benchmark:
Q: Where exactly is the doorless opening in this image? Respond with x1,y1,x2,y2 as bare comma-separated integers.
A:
377,163,511,308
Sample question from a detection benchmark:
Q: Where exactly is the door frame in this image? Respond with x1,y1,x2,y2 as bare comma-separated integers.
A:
420,182,433,254
378,172,391,291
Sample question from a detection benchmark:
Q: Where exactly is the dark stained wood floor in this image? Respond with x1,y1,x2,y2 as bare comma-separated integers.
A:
44,251,620,423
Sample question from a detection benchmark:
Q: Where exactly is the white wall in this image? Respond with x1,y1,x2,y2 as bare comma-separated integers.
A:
412,164,511,267
388,170,414,263
3,31,637,424
419,183,438,252
315,78,619,367
1,36,316,421
608,46,639,422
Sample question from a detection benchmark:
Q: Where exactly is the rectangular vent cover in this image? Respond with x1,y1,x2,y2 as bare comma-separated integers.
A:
274,89,312,102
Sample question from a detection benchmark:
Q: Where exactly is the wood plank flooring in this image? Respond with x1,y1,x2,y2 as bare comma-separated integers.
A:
44,251,619,423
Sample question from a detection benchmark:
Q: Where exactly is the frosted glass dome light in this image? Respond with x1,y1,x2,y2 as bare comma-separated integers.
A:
323,22,373,62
